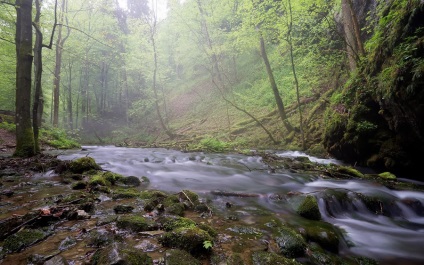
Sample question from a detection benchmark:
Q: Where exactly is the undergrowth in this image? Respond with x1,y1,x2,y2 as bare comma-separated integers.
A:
40,127,80,149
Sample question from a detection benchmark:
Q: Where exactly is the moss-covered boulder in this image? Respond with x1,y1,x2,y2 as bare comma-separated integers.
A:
3,229,48,253
112,188,140,199
303,222,340,253
288,195,321,221
162,216,196,231
92,243,152,265
252,251,300,265
102,172,125,185
122,176,142,187
165,202,186,216
160,227,213,254
117,215,155,232
378,172,396,180
89,174,108,187
275,227,306,258
164,249,201,265
68,157,101,174
140,190,167,199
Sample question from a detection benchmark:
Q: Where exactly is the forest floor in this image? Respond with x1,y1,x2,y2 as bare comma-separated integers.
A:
0,128,15,154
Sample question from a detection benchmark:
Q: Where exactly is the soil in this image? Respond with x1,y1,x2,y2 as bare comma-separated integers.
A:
0,129,15,154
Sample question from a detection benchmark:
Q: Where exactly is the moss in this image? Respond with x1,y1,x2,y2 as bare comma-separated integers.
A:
102,172,124,185
112,188,140,199
89,174,108,187
275,226,306,258
251,251,300,265
3,229,46,253
180,190,200,205
165,202,186,216
72,181,87,190
140,190,167,199
163,194,180,207
68,157,101,174
337,166,365,179
164,249,201,265
304,222,340,253
122,176,142,187
14,127,36,157
296,195,321,221
117,215,155,232
228,254,245,265
87,230,113,247
160,227,213,254
92,243,152,265
162,217,196,231
378,172,396,180
198,223,218,238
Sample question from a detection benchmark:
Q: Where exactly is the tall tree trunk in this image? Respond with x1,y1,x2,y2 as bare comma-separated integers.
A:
287,0,305,150
52,0,69,126
259,35,293,132
32,0,43,153
14,0,35,157
67,59,73,130
342,0,365,70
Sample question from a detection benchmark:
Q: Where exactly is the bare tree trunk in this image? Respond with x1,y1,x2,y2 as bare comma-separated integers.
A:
259,35,294,132
53,0,70,126
14,0,35,157
67,59,73,130
287,0,305,150
342,0,365,70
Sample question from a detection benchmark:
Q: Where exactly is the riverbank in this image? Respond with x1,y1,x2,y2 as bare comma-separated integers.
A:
1,148,424,264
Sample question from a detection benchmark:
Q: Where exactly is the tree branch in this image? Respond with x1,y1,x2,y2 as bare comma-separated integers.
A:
43,0,58,49
55,24,115,49
0,36,15,44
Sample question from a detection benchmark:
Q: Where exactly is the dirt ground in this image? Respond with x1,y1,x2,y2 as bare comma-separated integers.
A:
0,128,15,153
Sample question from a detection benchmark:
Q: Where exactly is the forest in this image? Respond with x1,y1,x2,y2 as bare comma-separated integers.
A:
0,0,424,264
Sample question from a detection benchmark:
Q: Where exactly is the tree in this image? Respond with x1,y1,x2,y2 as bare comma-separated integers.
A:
342,0,365,70
14,0,35,157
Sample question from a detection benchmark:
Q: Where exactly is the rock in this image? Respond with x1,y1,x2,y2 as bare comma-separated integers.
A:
76,210,91,220
162,216,196,231
3,229,47,253
71,181,87,190
68,157,101,174
91,243,152,265
58,236,76,251
0,189,14,197
112,188,140,199
288,195,321,221
275,227,306,258
378,172,396,180
251,251,300,265
164,249,201,265
102,172,124,185
160,227,213,254
165,202,185,216
89,175,108,187
44,255,69,265
87,229,113,247
135,240,160,252
113,205,134,214
117,215,155,232
303,222,340,253
122,176,141,187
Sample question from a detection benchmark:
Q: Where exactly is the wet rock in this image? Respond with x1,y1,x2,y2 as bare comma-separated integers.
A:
252,251,300,265
135,240,160,252
71,181,87,190
87,229,113,247
160,227,213,255
91,243,153,265
194,203,210,213
179,190,200,207
117,215,155,232
275,227,306,258
114,205,134,214
164,249,201,265
44,255,69,265
0,189,14,197
96,215,118,226
3,229,48,253
288,195,321,221
68,157,101,174
58,236,77,251
165,202,185,216
303,222,340,253
335,166,365,179
227,226,262,236
122,176,141,187
306,244,339,265
76,210,91,220
228,254,245,265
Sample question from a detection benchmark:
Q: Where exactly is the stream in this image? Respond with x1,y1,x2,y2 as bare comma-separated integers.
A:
56,146,424,264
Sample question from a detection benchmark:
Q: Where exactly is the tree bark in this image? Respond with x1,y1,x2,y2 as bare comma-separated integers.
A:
259,35,293,132
14,0,35,157
342,0,365,70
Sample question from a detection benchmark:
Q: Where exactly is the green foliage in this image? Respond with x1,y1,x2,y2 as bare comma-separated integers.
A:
189,137,230,152
40,127,80,149
203,240,213,249
0,121,15,132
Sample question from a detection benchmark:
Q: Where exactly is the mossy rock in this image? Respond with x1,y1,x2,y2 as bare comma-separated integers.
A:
163,194,180,207
251,251,300,265
71,181,87,190
140,190,168,199
164,249,201,265
3,229,47,253
378,172,396,180
92,243,152,265
162,217,196,231
165,202,186,216
198,223,218,238
117,215,155,232
356,193,399,216
160,227,213,254
306,244,341,265
68,157,101,174
228,254,245,265
303,222,340,253
114,205,134,214
336,166,365,179
102,172,125,185
275,227,306,258
288,195,321,221
89,174,109,187
122,176,142,187
112,188,140,199
180,190,200,206
87,229,113,247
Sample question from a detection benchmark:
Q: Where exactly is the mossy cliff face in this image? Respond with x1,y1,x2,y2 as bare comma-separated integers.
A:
324,0,424,178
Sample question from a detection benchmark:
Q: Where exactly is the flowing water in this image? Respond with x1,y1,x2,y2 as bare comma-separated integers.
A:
57,146,424,263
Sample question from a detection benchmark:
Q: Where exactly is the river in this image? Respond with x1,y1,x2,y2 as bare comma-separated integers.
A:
58,146,424,263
